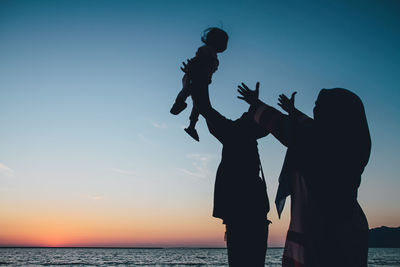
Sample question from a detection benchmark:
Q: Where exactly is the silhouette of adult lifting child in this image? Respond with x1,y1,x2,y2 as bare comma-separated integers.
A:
181,63,271,266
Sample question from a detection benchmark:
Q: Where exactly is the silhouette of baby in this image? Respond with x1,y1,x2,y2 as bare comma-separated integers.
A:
170,27,228,141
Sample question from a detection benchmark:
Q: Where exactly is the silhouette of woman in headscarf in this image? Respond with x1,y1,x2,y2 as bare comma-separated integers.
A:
238,84,371,267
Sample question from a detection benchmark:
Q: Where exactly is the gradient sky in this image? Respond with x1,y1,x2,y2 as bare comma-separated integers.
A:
0,0,399,247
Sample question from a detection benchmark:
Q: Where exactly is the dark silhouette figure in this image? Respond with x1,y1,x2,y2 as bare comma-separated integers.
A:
170,27,228,141
185,68,271,266
238,83,371,267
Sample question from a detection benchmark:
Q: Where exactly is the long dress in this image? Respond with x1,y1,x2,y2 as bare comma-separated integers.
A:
251,88,371,267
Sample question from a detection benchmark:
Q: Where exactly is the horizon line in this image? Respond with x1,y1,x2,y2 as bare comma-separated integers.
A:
0,246,284,249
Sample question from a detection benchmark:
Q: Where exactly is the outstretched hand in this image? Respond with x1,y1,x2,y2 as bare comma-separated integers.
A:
278,92,297,114
237,82,260,105
180,59,192,74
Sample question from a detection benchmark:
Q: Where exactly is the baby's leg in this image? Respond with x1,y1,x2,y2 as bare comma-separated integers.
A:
176,74,191,102
170,74,191,115
188,105,199,129
184,105,200,141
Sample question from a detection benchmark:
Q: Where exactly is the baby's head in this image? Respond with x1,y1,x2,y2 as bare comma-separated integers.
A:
201,27,228,53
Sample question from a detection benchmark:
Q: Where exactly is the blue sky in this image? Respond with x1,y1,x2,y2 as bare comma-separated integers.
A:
0,0,399,246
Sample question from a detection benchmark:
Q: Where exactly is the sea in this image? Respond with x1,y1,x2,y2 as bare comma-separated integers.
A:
0,248,399,266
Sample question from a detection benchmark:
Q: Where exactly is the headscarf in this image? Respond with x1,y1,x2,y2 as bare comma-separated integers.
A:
314,88,371,175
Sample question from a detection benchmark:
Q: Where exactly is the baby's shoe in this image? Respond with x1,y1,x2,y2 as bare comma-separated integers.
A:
184,127,199,142
170,101,187,115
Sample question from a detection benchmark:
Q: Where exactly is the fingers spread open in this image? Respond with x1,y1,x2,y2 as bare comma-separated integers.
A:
237,89,246,96
241,83,250,90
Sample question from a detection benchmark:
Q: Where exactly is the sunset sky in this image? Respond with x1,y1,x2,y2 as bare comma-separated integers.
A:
0,0,399,247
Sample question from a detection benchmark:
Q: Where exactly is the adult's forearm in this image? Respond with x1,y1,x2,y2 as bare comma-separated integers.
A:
190,81,231,139
291,107,309,120
251,100,282,127
251,100,289,147
191,82,213,118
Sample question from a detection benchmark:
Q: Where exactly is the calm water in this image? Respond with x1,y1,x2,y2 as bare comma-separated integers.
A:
0,248,399,266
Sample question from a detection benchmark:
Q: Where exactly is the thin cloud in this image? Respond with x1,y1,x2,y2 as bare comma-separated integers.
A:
107,168,136,176
137,133,154,145
0,163,15,178
178,154,214,179
186,153,212,162
151,121,167,129
177,168,207,179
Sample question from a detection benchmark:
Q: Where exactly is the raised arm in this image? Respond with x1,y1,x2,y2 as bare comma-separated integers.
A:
237,82,291,146
181,62,234,143
238,83,315,148
278,92,309,120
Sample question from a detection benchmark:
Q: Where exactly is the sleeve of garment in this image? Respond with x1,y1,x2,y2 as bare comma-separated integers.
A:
202,107,234,144
190,76,233,144
291,108,310,122
250,100,290,146
251,101,313,148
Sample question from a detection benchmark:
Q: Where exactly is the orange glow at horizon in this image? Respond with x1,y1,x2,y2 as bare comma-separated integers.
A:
0,194,290,247
2,187,393,248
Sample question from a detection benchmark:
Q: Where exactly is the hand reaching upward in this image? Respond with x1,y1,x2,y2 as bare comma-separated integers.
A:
180,59,192,74
278,92,297,114
237,82,260,105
